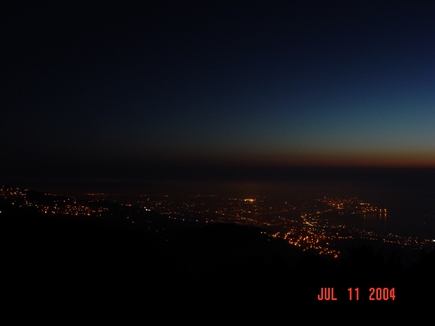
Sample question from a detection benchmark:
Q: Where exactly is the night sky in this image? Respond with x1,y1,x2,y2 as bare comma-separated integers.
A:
2,1,435,185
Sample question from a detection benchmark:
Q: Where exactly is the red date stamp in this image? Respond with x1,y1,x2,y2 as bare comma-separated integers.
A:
317,287,396,300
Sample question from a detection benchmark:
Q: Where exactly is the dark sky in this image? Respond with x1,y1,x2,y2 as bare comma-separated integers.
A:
2,0,435,184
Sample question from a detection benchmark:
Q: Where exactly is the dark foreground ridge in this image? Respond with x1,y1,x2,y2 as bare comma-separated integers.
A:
2,197,434,323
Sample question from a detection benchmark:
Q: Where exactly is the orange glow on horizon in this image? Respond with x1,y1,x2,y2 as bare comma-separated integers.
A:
136,148,435,169
223,150,435,169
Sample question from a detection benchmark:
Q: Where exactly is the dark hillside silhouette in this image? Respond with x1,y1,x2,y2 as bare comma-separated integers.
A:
1,203,434,322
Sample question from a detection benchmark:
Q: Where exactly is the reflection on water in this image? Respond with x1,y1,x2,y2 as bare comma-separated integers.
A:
362,211,387,232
